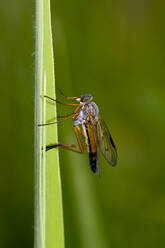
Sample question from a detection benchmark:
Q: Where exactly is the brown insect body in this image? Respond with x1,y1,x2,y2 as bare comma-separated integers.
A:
73,98,100,173
84,122,99,174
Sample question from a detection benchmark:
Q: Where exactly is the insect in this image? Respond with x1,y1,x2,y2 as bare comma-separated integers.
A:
39,89,118,174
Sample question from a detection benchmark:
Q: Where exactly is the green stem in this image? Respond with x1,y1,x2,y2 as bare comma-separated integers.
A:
35,0,65,247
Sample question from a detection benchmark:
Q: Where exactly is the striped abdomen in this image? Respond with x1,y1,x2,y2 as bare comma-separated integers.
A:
84,123,99,174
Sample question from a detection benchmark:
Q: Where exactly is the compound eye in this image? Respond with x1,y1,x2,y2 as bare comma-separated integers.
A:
81,94,93,102
84,97,88,101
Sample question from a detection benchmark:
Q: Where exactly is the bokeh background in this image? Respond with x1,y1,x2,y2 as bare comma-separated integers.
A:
1,0,165,247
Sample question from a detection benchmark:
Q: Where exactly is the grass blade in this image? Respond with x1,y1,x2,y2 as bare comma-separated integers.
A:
35,0,65,247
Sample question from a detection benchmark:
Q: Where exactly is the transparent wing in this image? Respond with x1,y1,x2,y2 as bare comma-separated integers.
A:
96,116,118,166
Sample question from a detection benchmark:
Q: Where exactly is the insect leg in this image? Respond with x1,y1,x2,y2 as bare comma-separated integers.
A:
38,113,74,127
38,105,82,127
57,112,75,118
46,126,85,153
73,126,84,152
43,95,79,106
46,143,80,152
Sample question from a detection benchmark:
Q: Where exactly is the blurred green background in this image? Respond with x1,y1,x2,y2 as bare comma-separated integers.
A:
1,0,165,247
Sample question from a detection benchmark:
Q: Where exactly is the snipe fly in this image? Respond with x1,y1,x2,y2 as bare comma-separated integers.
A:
38,89,118,174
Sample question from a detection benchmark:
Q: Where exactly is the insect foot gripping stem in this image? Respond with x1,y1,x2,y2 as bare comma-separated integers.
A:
46,144,59,151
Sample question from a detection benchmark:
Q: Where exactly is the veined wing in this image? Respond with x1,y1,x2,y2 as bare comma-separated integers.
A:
96,116,117,166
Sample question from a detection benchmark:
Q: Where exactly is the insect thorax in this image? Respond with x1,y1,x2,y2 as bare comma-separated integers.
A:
74,101,99,126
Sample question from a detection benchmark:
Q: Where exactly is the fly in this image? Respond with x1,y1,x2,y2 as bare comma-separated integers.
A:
38,89,118,174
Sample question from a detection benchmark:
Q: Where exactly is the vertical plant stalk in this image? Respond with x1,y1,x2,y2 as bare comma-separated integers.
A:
35,0,65,247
